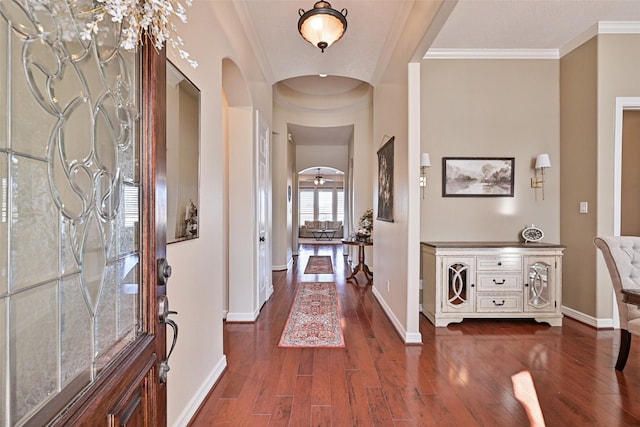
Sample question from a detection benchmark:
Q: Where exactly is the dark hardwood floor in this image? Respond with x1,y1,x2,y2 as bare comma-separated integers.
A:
190,243,640,426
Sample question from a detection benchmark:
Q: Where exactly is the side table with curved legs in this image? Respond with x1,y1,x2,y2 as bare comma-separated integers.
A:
342,239,373,285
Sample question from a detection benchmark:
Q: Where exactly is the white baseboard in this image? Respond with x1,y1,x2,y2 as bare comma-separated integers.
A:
372,286,423,344
272,264,288,271
170,355,227,427
562,305,615,329
226,311,258,322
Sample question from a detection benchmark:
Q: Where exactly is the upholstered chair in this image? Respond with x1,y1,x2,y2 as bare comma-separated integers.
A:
594,236,640,371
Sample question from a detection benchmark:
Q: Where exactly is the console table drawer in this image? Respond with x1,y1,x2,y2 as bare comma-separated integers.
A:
477,274,522,291
476,256,521,271
476,294,522,312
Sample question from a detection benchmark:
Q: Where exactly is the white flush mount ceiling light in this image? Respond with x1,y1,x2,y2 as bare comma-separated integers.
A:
298,1,348,53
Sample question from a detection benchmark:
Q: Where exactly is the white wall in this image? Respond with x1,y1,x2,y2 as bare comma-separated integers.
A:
272,88,373,261
163,1,271,425
296,145,349,173
369,0,445,344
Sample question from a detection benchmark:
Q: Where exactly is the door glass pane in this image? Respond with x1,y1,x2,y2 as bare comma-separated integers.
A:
528,262,550,307
0,0,142,424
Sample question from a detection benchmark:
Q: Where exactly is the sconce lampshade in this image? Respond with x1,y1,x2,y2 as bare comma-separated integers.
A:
421,153,431,168
535,153,551,169
298,1,348,52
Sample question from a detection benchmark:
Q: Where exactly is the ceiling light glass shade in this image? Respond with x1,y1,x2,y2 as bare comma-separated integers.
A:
298,1,348,52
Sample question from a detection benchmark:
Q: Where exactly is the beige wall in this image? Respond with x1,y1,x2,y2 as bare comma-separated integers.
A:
560,38,598,318
370,0,445,343
561,34,640,323
420,59,560,243
595,34,640,319
164,1,272,425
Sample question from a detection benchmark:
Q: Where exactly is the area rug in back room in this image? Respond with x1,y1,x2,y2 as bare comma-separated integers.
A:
303,255,334,274
278,282,345,348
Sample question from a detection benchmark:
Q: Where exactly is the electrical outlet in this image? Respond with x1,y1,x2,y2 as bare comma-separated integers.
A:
386,280,390,292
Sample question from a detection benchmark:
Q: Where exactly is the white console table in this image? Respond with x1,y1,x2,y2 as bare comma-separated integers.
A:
421,241,565,327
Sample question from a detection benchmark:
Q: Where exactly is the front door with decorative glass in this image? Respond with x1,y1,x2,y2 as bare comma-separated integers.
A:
1,1,169,424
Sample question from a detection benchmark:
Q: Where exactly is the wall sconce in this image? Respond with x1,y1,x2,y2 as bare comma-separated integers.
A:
420,153,431,198
531,153,551,199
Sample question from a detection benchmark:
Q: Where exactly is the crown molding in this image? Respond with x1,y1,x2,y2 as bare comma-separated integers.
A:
424,49,558,60
560,21,640,57
426,21,640,60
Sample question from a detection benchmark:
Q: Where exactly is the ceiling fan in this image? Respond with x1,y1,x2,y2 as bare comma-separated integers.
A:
302,168,333,186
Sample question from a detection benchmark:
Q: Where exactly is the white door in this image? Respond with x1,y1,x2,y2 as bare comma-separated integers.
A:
256,111,270,309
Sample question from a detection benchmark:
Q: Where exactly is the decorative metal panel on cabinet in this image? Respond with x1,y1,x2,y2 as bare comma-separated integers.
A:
421,242,565,327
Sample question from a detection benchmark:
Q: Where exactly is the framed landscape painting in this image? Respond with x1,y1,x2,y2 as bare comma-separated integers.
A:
442,157,515,197
377,136,394,222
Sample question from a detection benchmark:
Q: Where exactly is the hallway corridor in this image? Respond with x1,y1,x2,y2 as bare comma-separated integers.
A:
189,244,640,426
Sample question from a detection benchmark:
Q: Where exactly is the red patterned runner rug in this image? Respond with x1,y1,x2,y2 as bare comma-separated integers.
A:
303,255,334,274
278,282,345,348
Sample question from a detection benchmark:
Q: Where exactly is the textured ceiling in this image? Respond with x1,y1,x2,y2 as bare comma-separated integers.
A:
232,0,640,146
430,0,640,56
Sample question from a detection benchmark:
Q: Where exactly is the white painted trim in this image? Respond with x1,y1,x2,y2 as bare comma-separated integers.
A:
562,306,614,329
407,62,423,344
372,287,422,344
613,98,640,236
405,332,422,344
426,22,640,60
608,98,640,328
272,264,288,271
170,355,227,427
226,311,258,322
424,49,558,60
561,22,640,57
560,23,599,57
598,21,640,34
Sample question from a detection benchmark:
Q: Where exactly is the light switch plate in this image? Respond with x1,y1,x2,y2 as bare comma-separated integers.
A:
580,201,588,214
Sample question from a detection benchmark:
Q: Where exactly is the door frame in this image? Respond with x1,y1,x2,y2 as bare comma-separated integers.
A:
256,110,272,310
44,40,168,427
610,97,640,330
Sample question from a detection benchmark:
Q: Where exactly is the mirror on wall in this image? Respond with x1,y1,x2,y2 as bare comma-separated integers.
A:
166,60,201,243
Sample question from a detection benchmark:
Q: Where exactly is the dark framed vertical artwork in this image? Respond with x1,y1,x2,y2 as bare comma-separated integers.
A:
377,136,394,222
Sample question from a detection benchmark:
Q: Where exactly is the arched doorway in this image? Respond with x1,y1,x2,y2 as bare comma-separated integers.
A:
222,59,272,321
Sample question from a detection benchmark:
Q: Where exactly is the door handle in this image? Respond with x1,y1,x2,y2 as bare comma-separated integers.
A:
158,295,178,384
157,258,172,286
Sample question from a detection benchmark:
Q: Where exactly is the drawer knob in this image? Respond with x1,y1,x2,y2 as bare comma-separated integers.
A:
493,279,506,285
497,262,502,266
492,299,506,306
